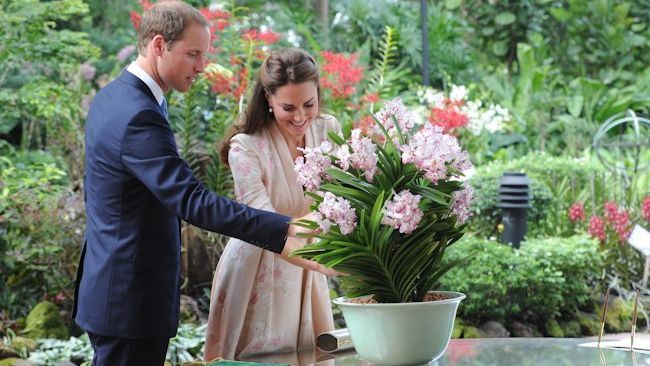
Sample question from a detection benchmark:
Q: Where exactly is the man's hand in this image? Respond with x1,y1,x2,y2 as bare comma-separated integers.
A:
280,238,341,277
286,212,319,238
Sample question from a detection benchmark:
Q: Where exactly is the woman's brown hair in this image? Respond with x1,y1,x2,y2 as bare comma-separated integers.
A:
219,48,321,166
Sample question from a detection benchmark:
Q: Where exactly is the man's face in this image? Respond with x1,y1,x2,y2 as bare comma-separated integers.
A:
157,23,210,93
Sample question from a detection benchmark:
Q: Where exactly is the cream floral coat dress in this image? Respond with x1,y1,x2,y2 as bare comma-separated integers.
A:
203,115,338,361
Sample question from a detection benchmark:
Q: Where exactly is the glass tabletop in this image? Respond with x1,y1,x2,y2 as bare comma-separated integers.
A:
238,338,650,366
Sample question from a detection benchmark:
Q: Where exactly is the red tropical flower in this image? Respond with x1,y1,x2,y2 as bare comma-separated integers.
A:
354,115,376,136
200,8,230,22
428,107,469,133
130,0,154,31
242,29,281,45
642,196,650,223
612,209,631,243
568,202,585,222
361,92,380,104
259,31,281,44
204,63,249,99
603,201,619,223
201,9,230,41
215,19,229,31
209,73,232,95
588,215,606,243
232,68,249,101
320,51,364,99
130,11,142,30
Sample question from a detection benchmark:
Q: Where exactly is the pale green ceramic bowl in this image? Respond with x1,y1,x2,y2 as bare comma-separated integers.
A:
334,291,466,366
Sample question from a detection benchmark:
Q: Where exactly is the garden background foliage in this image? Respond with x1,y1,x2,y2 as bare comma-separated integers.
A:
1,0,649,364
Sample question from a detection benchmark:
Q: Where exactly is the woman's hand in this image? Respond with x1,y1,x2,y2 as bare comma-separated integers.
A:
280,238,341,276
284,213,343,276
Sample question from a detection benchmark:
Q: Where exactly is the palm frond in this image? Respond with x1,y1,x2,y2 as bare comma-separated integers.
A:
367,26,398,93
172,76,210,178
365,26,413,108
205,150,233,197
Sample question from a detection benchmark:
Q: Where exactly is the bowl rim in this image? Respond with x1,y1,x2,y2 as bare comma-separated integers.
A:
333,291,466,307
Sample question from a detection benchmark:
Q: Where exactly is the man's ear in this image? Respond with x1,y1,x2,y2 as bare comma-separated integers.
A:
151,35,166,57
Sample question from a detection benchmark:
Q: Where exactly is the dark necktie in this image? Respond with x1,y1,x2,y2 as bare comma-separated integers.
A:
161,98,169,119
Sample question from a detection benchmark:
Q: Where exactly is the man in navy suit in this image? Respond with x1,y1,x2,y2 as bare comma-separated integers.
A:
73,2,334,365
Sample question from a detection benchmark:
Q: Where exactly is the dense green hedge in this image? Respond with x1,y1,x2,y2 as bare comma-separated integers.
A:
439,234,602,324
468,152,605,238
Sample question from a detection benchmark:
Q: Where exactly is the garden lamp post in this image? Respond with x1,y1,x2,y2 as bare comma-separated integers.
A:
497,172,532,249
421,0,429,86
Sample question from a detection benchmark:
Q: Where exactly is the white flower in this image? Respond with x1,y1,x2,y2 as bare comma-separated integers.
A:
374,97,417,146
348,129,378,182
335,144,352,171
381,190,423,235
417,86,446,108
317,192,358,235
410,105,430,126
401,124,473,184
463,102,510,135
451,185,474,224
449,84,468,103
295,146,331,191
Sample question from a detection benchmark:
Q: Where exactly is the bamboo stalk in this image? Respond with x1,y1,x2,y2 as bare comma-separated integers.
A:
590,173,596,217
598,287,610,348
631,289,639,351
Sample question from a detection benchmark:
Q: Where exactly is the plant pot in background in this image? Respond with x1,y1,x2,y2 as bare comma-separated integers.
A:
334,291,466,366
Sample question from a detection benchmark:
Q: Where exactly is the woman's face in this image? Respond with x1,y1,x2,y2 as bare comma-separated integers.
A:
267,81,319,141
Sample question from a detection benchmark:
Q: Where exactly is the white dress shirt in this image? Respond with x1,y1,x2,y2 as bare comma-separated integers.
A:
126,62,165,107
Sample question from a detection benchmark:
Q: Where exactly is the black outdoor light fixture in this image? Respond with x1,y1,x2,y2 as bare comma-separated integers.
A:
497,172,532,249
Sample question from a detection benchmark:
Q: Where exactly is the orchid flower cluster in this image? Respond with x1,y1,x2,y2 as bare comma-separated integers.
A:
293,98,474,303
295,98,473,236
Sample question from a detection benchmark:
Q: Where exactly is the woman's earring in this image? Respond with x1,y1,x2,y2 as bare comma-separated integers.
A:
269,107,273,113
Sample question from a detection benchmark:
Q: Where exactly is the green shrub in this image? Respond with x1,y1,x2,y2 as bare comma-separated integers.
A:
439,235,602,324
0,0,100,182
514,236,602,321
22,302,68,340
0,144,84,322
439,237,514,322
468,151,604,238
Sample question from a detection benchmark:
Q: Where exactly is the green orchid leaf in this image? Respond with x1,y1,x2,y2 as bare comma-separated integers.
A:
409,185,451,206
320,184,375,207
327,131,346,146
369,190,386,244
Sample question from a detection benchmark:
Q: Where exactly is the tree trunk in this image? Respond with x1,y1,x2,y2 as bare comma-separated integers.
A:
314,0,329,48
421,0,429,86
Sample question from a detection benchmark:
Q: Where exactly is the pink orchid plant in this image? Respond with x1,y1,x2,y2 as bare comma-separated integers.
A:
293,98,474,303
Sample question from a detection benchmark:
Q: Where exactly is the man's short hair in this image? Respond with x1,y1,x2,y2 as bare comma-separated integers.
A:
137,1,209,55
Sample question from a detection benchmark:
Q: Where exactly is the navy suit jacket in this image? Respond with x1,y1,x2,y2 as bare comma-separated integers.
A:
74,70,290,339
